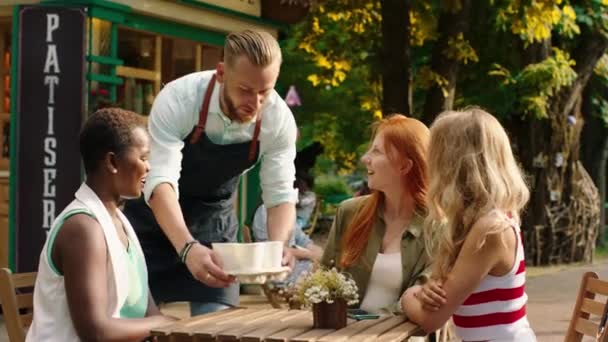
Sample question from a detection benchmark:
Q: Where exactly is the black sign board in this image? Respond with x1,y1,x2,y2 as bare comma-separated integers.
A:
16,6,85,272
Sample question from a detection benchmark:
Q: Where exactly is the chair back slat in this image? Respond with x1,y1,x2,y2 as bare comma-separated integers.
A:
11,273,36,289
574,317,599,337
588,278,608,297
15,293,33,310
0,268,37,342
564,272,608,342
580,297,606,316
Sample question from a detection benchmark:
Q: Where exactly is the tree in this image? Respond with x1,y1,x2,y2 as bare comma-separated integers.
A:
281,0,435,173
421,0,473,123
283,0,608,264
478,1,607,264
381,0,412,114
581,57,608,245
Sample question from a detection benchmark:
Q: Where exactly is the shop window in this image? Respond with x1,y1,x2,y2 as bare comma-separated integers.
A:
161,37,196,85
0,19,11,115
0,19,11,170
160,39,221,85
201,44,221,71
89,18,112,111
117,27,160,115
114,27,222,116
118,28,156,70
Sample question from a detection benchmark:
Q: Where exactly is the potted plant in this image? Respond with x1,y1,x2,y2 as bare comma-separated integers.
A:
288,267,359,329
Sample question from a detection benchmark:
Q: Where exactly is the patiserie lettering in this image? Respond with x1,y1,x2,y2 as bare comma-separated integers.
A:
42,13,60,233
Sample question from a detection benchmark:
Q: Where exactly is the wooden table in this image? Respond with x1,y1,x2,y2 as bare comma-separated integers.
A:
151,307,423,342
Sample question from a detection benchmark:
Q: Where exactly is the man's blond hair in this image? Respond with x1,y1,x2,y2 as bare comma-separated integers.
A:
223,30,282,67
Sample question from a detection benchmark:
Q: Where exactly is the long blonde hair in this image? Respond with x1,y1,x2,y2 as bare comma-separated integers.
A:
425,108,529,279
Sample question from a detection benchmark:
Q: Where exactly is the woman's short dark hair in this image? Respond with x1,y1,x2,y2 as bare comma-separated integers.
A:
79,107,146,174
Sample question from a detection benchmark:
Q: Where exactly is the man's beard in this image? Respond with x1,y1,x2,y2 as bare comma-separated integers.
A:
221,86,257,123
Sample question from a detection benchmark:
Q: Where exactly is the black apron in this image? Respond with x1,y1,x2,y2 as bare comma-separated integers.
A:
123,73,261,305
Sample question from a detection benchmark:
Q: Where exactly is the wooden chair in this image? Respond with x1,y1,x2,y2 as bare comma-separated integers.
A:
302,198,322,236
564,271,608,342
0,268,36,342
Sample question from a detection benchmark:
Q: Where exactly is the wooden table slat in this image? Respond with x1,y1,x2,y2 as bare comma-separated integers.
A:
241,310,311,342
347,316,408,342
191,309,280,338
151,307,249,336
374,322,422,342
265,327,316,342
217,310,289,341
289,328,334,342
152,308,423,342
318,316,391,342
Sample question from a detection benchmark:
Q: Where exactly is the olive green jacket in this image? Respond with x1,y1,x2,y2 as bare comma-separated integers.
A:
321,195,431,314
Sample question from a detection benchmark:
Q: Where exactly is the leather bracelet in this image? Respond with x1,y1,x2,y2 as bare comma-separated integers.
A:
179,240,198,263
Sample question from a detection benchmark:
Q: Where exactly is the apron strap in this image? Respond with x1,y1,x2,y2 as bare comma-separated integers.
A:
190,72,262,162
190,73,217,145
248,114,262,162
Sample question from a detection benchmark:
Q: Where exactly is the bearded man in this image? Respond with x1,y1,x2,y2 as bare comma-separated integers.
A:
123,30,297,315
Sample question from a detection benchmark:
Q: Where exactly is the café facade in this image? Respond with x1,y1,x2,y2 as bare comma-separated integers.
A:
0,0,307,272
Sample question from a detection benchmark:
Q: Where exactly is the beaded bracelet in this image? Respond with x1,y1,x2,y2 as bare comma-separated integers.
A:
179,240,198,264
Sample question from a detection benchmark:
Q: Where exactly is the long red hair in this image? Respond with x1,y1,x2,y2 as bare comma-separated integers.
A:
340,114,430,268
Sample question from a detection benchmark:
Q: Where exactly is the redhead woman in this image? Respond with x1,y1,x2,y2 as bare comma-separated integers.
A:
322,114,431,314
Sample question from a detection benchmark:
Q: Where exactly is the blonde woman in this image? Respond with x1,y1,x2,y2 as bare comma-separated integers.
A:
401,108,536,341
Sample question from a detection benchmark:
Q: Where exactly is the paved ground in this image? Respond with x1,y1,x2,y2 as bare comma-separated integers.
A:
2,260,607,341
526,260,608,342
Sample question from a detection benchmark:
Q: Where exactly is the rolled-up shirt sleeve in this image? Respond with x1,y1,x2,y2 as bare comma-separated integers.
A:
143,83,194,203
260,101,298,208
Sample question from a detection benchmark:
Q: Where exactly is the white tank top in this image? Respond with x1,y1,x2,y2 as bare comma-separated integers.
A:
360,252,403,313
26,184,147,342
453,213,536,341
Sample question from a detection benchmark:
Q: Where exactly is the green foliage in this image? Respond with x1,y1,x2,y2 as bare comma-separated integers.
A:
444,33,479,64
591,95,608,125
594,54,608,83
573,1,608,36
489,48,577,118
313,175,353,200
589,56,608,126
293,1,382,89
280,17,377,174
280,0,608,172
495,1,580,44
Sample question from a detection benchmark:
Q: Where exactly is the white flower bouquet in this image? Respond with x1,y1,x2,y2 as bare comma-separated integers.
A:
289,267,359,308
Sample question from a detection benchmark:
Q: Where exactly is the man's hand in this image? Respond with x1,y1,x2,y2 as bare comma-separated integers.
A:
185,243,235,288
282,246,296,269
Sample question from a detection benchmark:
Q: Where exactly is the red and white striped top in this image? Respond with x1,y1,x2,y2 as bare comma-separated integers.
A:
453,214,536,341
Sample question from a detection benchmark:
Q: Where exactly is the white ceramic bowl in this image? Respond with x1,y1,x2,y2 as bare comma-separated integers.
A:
211,242,264,273
211,241,285,274
260,241,283,269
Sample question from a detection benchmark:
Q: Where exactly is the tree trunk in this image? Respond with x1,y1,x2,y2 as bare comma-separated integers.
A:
506,42,550,262
380,0,411,115
421,0,472,124
515,32,608,265
581,83,608,246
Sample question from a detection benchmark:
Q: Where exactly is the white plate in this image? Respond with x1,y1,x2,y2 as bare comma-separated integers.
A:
225,266,290,275
225,266,291,284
